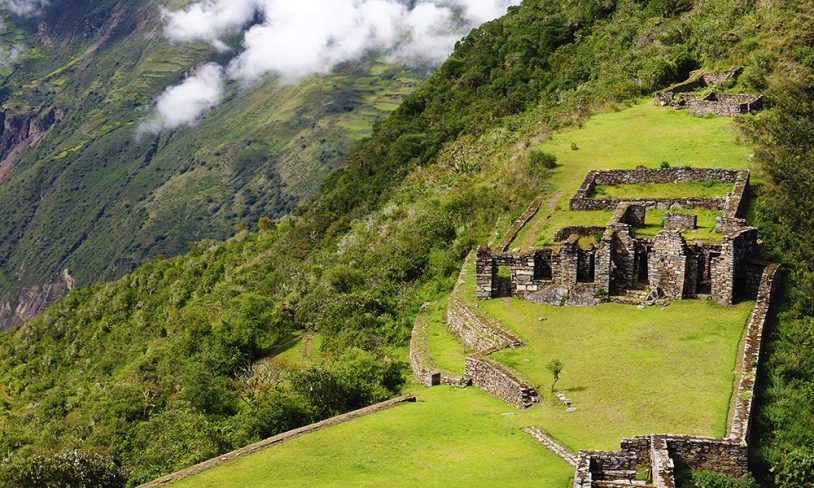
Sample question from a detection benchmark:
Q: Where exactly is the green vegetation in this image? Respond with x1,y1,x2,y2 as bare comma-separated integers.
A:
482,298,752,449
745,28,814,486
592,180,734,199
677,470,758,488
425,300,468,375
171,387,574,488
1,0,813,486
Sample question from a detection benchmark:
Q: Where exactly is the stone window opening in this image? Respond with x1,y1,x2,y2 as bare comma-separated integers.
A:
534,255,553,281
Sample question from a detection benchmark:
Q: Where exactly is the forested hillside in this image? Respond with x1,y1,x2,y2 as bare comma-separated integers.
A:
1,0,814,486
0,0,424,329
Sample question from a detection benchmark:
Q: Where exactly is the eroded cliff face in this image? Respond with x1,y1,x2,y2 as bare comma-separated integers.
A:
0,269,75,331
0,107,64,181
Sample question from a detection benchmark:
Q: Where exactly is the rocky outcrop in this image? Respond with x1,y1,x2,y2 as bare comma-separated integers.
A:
0,107,64,182
0,269,75,331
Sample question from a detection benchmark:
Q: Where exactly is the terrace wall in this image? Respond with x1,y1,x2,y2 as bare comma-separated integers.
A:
464,355,539,408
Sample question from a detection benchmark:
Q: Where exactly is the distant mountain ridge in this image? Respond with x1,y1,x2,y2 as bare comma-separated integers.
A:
0,0,425,329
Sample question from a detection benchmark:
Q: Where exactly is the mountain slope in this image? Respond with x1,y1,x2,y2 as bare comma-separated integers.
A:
1,0,814,486
0,0,425,329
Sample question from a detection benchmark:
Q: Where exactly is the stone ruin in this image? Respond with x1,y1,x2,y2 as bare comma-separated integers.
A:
477,168,762,306
654,67,763,116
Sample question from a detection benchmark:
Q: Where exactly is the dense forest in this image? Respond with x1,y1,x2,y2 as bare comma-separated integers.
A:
1,0,813,486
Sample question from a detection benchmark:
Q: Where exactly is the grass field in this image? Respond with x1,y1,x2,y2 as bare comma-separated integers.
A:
511,101,752,249
483,298,753,450
426,300,468,374
171,386,574,488
592,180,734,199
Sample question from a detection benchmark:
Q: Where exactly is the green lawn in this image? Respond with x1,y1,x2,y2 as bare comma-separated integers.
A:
426,300,468,374
171,386,574,488
593,180,734,199
512,101,752,249
481,298,753,450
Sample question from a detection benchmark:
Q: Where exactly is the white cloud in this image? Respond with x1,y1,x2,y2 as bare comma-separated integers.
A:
137,63,225,135
161,0,262,52
145,0,518,133
4,0,48,17
0,44,22,69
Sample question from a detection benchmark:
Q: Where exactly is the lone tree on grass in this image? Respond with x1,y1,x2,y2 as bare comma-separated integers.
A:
546,358,564,393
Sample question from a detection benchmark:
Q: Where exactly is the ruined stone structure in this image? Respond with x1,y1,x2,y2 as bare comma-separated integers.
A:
477,168,760,305
654,68,763,116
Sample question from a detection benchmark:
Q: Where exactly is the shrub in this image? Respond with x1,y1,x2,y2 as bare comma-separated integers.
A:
660,161,671,169
774,448,814,488
689,470,758,488
0,451,128,488
529,150,558,170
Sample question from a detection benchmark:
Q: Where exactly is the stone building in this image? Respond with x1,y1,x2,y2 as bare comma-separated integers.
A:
477,169,765,306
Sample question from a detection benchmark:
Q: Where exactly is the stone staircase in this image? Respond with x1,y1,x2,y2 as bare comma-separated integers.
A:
524,427,578,466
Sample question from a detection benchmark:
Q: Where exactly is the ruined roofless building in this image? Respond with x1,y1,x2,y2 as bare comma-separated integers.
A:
476,168,766,306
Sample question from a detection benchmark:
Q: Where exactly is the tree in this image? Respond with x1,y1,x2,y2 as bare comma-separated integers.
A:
257,216,276,232
546,358,564,393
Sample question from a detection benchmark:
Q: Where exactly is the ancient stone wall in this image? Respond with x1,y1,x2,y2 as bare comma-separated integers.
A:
593,168,742,185
664,212,697,231
666,436,748,477
609,202,646,226
728,264,780,444
680,93,764,116
569,168,747,212
498,197,543,252
464,356,539,408
715,216,747,234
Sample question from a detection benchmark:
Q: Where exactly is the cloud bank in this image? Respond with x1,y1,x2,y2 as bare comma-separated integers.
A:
3,0,48,17
145,0,519,132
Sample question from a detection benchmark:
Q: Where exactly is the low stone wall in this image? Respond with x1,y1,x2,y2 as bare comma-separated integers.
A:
682,93,764,116
609,202,646,226
728,263,780,443
593,168,742,186
715,216,747,234
571,195,726,212
139,394,417,487
464,355,539,408
447,293,523,351
569,168,748,212
666,435,747,477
